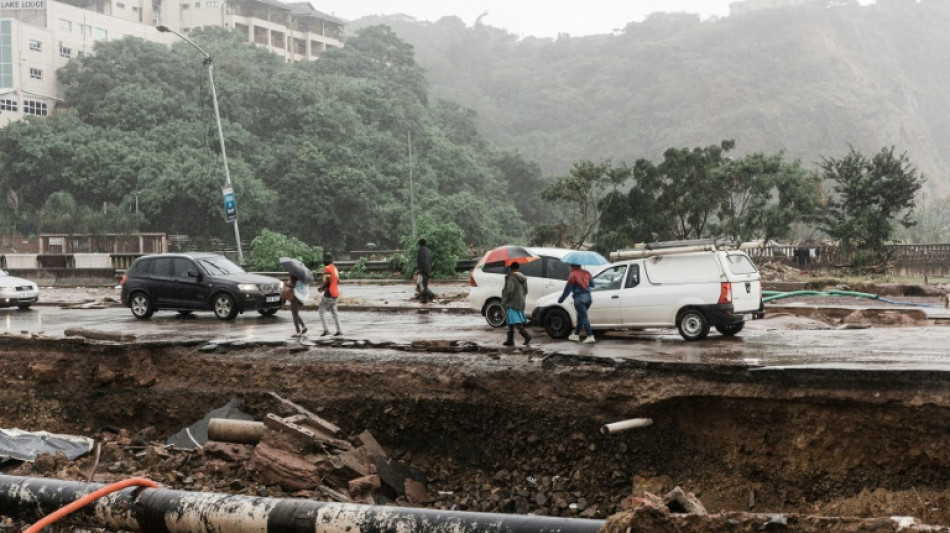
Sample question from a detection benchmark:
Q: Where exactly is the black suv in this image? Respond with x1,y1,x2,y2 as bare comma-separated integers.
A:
119,253,283,320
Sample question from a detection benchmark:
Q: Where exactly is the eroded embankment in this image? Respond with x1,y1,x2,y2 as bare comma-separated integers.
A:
2,336,950,525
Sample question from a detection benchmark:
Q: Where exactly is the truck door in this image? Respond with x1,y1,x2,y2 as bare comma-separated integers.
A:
588,264,626,327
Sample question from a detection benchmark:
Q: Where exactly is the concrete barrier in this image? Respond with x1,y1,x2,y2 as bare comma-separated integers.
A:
7,268,119,287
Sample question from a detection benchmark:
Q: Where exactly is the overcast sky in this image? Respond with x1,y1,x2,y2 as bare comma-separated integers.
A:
314,1,875,38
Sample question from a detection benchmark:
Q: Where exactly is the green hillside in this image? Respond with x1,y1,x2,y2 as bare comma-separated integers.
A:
351,0,950,194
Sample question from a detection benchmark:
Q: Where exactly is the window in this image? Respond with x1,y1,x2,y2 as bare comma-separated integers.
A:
591,265,626,292
131,5,138,10
29,40,42,52
59,44,72,58
29,68,42,80
207,1,218,6
59,19,72,31
726,254,758,275
172,258,196,279
95,28,108,40
194,2,200,7
116,1,125,7
545,257,571,281
0,21,12,89
181,3,189,8
519,259,544,278
624,265,640,289
23,99,47,116
0,98,17,112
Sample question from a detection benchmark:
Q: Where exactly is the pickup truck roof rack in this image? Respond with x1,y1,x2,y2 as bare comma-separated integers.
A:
610,239,759,261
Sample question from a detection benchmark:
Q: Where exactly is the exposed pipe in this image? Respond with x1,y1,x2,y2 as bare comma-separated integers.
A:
601,418,653,435
0,475,604,533
207,418,265,444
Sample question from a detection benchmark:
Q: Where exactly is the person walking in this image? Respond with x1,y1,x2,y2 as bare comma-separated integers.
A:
558,263,595,343
416,238,435,303
288,274,309,337
501,261,531,346
318,253,342,337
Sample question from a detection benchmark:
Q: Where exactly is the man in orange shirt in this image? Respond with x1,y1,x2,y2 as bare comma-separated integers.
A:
318,253,342,337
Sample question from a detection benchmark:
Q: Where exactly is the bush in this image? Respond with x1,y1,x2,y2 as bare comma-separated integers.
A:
387,253,409,275
342,257,368,279
246,229,322,272
401,216,467,279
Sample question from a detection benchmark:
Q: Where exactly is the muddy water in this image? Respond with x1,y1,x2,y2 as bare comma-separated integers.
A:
2,337,950,525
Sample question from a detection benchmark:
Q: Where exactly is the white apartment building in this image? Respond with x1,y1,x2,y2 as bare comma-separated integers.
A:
0,0,344,126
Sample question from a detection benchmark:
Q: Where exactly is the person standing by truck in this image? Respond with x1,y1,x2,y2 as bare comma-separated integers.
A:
558,263,594,343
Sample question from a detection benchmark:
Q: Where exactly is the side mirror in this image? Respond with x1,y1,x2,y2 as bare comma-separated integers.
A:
188,270,200,278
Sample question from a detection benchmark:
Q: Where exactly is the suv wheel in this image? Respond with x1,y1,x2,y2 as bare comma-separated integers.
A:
213,293,238,320
130,292,155,319
16,303,31,311
543,308,573,339
715,322,745,336
484,299,506,328
677,309,709,341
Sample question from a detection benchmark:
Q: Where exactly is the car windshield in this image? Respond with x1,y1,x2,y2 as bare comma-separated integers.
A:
196,256,245,276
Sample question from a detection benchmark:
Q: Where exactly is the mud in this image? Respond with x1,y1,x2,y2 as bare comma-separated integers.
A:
3,336,950,529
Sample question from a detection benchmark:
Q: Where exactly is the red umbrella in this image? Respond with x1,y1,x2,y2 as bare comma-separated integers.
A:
480,245,538,267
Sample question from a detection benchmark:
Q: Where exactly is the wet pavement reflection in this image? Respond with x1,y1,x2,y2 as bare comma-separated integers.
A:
4,305,950,372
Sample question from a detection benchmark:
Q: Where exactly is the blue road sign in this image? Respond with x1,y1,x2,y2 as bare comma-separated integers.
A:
222,186,237,222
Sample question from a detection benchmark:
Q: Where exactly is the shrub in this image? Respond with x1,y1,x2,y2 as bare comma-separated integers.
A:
246,229,322,272
401,216,467,279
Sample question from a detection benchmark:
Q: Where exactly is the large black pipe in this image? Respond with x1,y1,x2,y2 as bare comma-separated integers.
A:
0,475,605,533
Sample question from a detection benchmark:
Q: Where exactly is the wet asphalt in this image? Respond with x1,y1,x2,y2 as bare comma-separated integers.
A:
5,281,950,372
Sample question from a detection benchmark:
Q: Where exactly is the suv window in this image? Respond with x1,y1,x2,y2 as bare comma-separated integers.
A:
592,265,626,291
726,254,758,275
520,258,544,278
545,257,571,280
172,258,195,279
150,257,173,277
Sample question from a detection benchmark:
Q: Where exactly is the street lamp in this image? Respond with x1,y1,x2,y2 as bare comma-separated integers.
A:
156,25,244,263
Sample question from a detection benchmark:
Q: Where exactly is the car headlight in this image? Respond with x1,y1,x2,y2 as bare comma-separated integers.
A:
237,283,260,293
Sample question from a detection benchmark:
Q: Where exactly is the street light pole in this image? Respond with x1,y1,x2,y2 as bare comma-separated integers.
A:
156,25,244,263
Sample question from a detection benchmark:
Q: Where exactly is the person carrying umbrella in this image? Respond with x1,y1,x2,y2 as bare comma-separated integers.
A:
501,261,531,347
287,274,309,337
558,262,595,343
279,257,314,338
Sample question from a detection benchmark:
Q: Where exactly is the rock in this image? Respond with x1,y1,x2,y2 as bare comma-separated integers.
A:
663,486,707,515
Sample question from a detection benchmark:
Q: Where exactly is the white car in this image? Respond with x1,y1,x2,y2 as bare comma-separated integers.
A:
0,269,39,310
468,247,602,327
531,248,764,341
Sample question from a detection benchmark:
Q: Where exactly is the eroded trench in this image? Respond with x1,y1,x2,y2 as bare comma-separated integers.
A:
3,336,950,528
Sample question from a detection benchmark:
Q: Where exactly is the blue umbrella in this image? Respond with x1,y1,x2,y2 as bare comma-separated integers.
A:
561,250,608,267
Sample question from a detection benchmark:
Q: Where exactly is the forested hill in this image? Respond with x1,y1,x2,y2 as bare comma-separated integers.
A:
350,0,950,193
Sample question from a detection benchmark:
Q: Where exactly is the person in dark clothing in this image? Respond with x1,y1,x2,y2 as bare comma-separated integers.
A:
501,261,531,346
416,238,435,303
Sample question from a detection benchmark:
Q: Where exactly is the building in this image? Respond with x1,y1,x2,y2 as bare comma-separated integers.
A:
729,0,813,16
0,0,344,126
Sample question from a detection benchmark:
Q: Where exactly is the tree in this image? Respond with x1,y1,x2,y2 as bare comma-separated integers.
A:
532,160,631,248
820,146,924,264
655,141,735,240
713,152,822,243
401,216,466,278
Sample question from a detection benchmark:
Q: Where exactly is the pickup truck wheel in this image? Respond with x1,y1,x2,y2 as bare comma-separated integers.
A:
715,322,745,336
484,299,506,328
677,309,709,341
544,308,573,339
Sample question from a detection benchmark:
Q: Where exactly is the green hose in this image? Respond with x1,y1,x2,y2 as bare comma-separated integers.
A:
762,289,880,303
